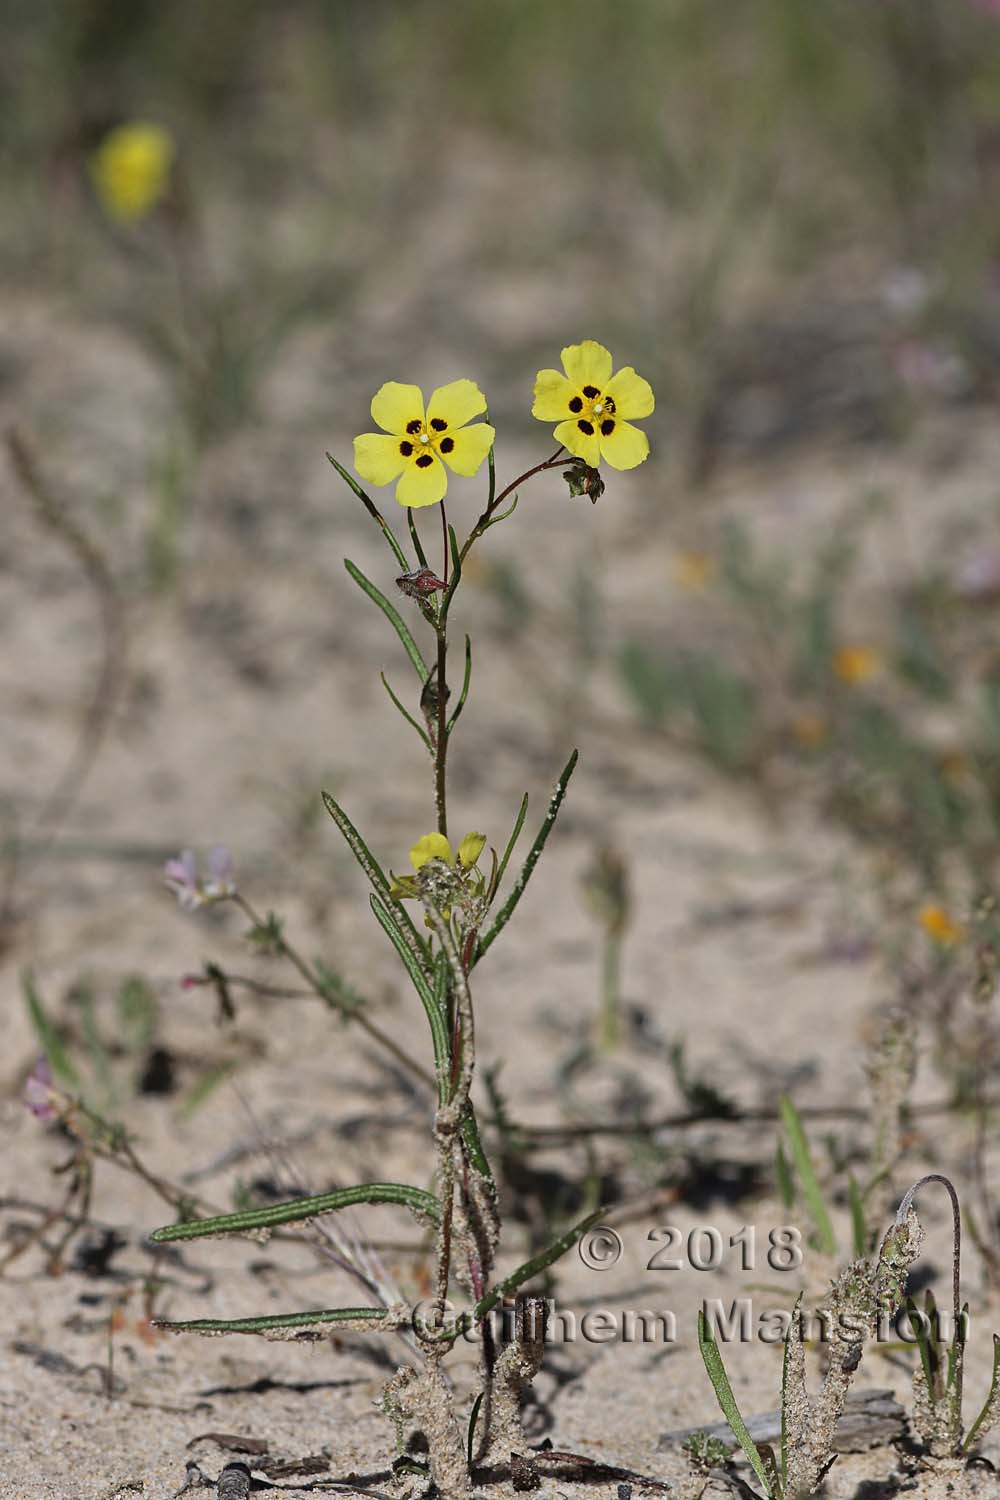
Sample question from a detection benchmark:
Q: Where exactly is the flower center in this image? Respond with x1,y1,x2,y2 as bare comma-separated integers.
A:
567,385,617,439
398,415,454,469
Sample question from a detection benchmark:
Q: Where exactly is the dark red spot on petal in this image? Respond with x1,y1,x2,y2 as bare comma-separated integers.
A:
439,437,455,453
577,420,595,436
430,418,448,431
600,419,615,436
406,419,423,435
582,385,600,399
569,396,583,413
415,454,434,469
605,396,616,413
399,440,414,456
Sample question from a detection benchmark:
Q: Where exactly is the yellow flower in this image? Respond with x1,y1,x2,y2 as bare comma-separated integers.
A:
833,644,881,685
532,340,654,470
674,551,715,591
354,381,495,509
919,904,964,947
410,831,486,871
89,123,174,224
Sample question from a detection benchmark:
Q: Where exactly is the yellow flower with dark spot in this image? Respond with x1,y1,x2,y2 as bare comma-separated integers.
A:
833,644,881,685
532,341,654,470
90,123,174,224
354,381,495,509
919,904,964,947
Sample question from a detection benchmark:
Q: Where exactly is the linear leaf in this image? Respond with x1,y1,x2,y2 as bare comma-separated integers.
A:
489,793,528,905
477,749,578,962
22,970,82,1091
321,791,425,961
780,1094,837,1255
326,453,409,570
963,1333,1000,1452
406,508,430,570
474,1206,602,1319
698,1310,774,1499
446,635,472,735
344,558,429,682
381,672,432,750
156,1306,393,1337
370,893,450,1098
151,1182,440,1243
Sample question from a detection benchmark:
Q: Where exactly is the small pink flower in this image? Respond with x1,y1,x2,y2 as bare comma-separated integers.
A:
24,1057,57,1122
164,847,236,910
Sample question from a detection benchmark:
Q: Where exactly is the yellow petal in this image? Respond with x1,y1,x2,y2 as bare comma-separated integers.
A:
90,123,174,224
427,379,488,431
354,432,407,487
410,833,454,870
532,368,578,421
396,454,447,508
554,418,601,468
597,418,649,470
457,831,486,868
438,422,495,478
604,366,655,419
561,340,613,389
371,382,425,435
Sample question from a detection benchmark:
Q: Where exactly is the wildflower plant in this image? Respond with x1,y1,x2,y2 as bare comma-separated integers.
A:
147,343,651,1496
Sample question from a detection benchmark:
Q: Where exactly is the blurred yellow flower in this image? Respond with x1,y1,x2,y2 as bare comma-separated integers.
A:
833,644,881,685
354,380,495,508
791,712,829,750
674,551,715,591
90,122,175,224
919,904,964,947
532,340,654,470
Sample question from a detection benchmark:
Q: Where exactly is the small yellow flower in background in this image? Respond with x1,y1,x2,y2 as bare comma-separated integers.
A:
532,340,654,470
410,831,486,871
833,644,881,685
919,903,964,947
791,711,829,750
674,551,715,592
90,122,175,224
354,381,495,509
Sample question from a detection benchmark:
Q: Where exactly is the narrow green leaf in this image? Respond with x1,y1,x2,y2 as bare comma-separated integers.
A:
321,791,425,961
156,1306,392,1336
151,1182,440,1242
407,508,430,570
907,1295,938,1402
370,893,450,1099
779,1095,837,1255
180,1061,238,1119
489,793,528,906
474,1205,603,1319
962,1333,1000,1453
698,1310,774,1499
381,672,432,750
775,1140,794,1211
848,1175,867,1256
477,750,578,962
467,1390,485,1468
326,453,409,570
460,1103,495,1187
344,559,429,682
446,635,472,736
22,971,81,1091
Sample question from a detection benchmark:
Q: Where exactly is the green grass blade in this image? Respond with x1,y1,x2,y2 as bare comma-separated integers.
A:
381,671,432,750
779,1094,837,1255
775,1139,794,1210
156,1306,393,1336
344,559,429,682
467,1390,485,1468
698,1310,774,1499
477,750,578,962
151,1182,440,1243
474,1205,603,1319
907,1295,938,1402
489,793,528,906
370,893,450,1098
326,453,409,570
446,635,472,735
22,970,81,1091
848,1174,867,1256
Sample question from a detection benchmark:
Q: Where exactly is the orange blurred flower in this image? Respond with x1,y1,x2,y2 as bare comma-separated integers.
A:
833,644,881,685
919,904,964,947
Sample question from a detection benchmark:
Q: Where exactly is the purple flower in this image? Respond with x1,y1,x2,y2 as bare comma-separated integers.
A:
24,1057,57,1122
163,846,236,910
